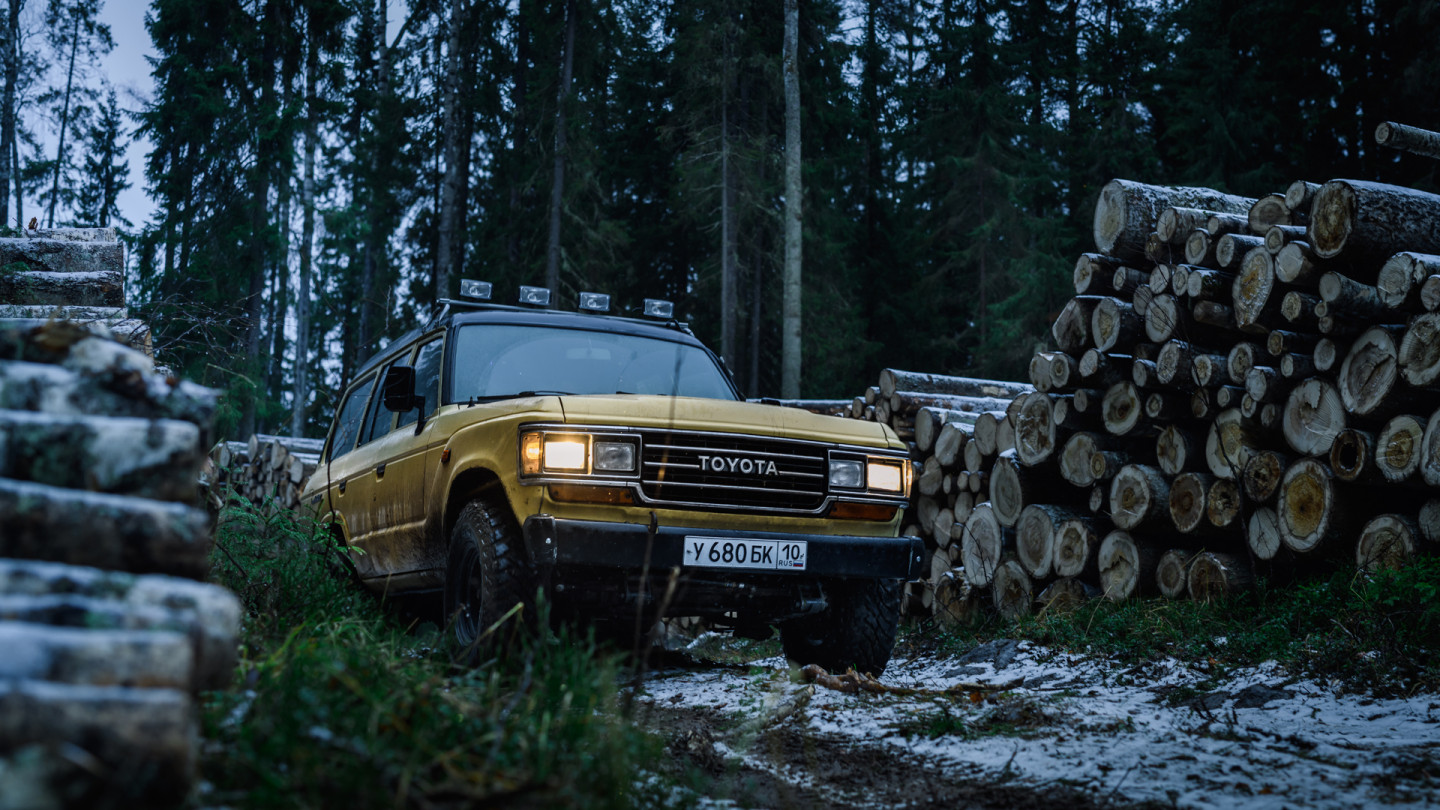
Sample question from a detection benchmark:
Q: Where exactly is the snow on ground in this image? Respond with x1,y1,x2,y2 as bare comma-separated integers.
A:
635,637,1440,809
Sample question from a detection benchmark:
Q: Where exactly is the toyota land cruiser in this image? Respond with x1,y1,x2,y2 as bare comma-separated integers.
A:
303,284,923,674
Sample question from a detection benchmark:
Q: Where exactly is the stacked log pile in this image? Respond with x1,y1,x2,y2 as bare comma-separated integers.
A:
0,230,240,807
207,433,324,513
856,122,1440,624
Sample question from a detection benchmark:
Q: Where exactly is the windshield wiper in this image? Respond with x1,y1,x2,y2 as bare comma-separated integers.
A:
474,390,574,401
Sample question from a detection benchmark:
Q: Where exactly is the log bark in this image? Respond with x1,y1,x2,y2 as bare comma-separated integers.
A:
879,369,1032,401
1016,503,1080,579
1109,463,1170,530
1376,414,1426,483
1280,291,1322,330
1192,300,1242,331
1168,471,1214,533
1078,349,1126,387
0,681,196,806
0,410,203,503
1097,529,1159,601
1052,296,1102,354
1374,121,1440,161
1247,505,1284,560
1421,407,1440,487
1420,499,1440,544
1423,276,1440,312
1308,179,1440,265
1092,179,1252,262
1207,212,1249,236
1283,377,1346,455
1356,513,1419,573
1278,457,1346,553
0,269,124,307
0,236,123,274
1318,271,1388,320
1187,552,1255,601
960,502,1008,588
991,558,1034,621
1186,267,1233,301
1073,253,1120,295
1215,234,1265,269
1112,265,1149,295
889,391,1016,420
1279,353,1316,379
1155,549,1193,599
0,478,213,579
1156,207,1211,244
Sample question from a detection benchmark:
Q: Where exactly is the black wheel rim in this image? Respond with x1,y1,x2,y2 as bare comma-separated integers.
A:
452,536,484,646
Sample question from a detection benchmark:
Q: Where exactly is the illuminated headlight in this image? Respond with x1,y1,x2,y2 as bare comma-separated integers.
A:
543,437,588,471
867,459,906,493
829,459,865,489
593,441,636,472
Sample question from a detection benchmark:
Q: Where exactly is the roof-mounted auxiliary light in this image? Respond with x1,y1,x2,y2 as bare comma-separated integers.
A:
579,292,611,313
518,285,552,307
459,279,492,301
642,298,674,319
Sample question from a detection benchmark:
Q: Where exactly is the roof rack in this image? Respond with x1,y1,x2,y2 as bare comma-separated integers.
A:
423,297,692,335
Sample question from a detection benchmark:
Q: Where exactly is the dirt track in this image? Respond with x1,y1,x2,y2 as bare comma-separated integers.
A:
629,635,1440,809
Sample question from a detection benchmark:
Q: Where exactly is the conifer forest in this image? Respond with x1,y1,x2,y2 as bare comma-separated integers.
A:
2,0,1437,439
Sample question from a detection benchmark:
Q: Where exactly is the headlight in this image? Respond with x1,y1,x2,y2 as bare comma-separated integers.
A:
829,459,864,489
866,459,905,493
543,437,588,471
593,441,636,472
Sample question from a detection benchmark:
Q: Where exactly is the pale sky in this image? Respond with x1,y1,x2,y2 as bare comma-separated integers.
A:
100,0,157,228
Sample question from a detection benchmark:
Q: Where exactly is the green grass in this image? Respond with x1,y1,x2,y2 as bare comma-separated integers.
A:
931,561,1440,696
203,497,664,809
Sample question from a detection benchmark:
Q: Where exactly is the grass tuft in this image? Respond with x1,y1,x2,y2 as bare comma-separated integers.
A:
203,498,663,809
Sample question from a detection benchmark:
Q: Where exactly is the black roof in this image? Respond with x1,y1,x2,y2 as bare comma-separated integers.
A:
353,300,704,379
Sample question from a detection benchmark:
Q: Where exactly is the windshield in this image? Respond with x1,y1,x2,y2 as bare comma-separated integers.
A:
450,323,737,402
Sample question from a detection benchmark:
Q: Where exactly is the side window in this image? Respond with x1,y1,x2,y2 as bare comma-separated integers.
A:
397,337,443,430
359,360,398,446
330,375,377,459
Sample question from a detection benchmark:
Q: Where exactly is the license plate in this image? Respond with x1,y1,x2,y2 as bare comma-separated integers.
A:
683,537,808,571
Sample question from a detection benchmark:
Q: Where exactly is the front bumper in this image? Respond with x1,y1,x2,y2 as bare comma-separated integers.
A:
521,515,926,580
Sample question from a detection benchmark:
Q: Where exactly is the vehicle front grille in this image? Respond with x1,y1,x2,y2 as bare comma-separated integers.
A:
640,431,828,511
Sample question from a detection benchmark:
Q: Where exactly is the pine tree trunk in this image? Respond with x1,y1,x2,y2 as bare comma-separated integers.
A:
781,0,802,398
545,0,577,296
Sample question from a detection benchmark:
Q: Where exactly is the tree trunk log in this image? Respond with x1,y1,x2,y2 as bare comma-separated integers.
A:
1247,505,1284,560
991,558,1034,621
1356,513,1419,573
1168,471,1214,533
1109,463,1170,530
1157,207,1213,244
1184,228,1217,268
879,369,1032,400
1092,179,1253,262
1073,253,1120,294
1374,121,1440,161
933,570,982,628
1286,180,1322,212
1155,549,1193,599
1339,325,1412,418
1264,224,1308,254
960,502,1009,588
1091,297,1144,353
989,450,1066,528
1187,551,1255,601
1308,179,1440,265
1206,477,1243,529
1186,266,1234,301
1101,381,1148,436
1242,448,1289,503
1248,193,1294,233
1216,235,1266,269
1207,407,1262,480
1279,457,1347,553
1376,414,1426,483
1283,378,1346,455
1013,393,1059,467
1016,503,1081,579
1399,313,1440,387
1098,529,1159,601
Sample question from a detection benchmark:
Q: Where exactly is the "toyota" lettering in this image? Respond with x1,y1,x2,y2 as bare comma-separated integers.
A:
697,454,780,475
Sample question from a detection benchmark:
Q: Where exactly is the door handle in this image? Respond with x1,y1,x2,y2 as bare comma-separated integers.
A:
338,479,347,494
376,462,387,478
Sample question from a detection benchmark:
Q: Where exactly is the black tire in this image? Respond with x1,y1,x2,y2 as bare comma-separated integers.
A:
780,578,902,676
444,498,534,656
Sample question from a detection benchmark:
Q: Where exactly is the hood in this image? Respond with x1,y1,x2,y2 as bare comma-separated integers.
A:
557,395,904,450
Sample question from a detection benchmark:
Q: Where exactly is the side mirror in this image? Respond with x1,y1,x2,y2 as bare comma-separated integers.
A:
383,365,418,412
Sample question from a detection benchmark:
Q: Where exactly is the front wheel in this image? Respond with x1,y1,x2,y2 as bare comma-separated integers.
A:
780,578,902,676
444,498,533,656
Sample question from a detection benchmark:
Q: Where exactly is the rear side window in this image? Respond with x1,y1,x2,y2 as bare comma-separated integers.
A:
330,375,377,459
398,337,443,430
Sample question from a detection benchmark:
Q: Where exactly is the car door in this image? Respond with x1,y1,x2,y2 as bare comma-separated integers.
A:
362,335,445,585
324,373,381,577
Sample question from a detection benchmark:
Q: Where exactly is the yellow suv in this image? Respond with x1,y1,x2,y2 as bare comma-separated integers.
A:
304,286,922,674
